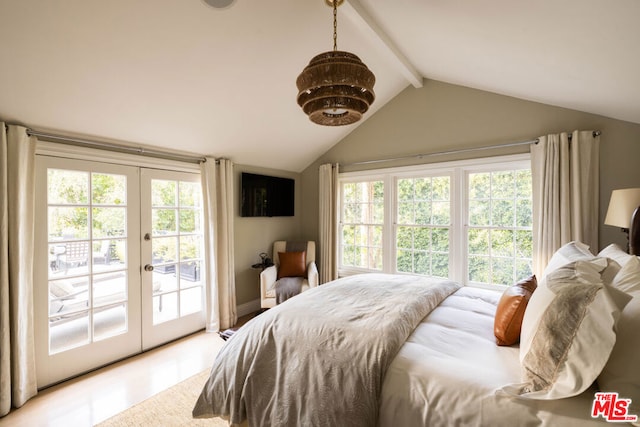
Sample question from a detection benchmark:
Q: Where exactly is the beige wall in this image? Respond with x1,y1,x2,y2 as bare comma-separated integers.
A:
233,164,303,305
300,79,640,270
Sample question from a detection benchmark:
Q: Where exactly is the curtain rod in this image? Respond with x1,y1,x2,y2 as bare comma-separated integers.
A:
26,129,208,164
342,130,601,167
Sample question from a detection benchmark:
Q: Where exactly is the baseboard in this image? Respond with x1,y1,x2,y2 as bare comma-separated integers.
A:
237,299,261,318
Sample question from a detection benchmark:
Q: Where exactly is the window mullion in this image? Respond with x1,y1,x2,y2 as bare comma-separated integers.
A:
384,174,395,274
451,168,466,285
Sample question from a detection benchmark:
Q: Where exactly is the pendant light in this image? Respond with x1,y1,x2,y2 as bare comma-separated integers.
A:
296,0,376,126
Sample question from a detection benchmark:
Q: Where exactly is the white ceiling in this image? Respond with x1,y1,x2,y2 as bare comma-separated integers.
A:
1,0,638,172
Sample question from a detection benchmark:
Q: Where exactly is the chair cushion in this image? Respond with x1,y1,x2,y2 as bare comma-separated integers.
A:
277,251,306,279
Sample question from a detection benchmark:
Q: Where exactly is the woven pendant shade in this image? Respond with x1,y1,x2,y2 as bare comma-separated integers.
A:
297,51,375,126
296,0,375,126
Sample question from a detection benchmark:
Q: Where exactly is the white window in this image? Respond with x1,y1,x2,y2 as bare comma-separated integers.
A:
467,168,533,286
338,154,533,287
340,180,384,272
396,175,451,278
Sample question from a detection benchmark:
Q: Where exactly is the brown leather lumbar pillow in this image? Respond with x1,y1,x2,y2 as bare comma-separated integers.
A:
494,275,538,346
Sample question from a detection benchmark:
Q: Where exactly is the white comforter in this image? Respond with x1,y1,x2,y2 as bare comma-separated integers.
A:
194,275,620,426
193,273,460,426
380,286,619,427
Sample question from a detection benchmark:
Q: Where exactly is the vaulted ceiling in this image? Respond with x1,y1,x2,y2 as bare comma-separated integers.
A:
1,0,638,172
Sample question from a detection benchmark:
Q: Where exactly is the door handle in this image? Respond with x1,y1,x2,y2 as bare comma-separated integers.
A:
144,264,154,272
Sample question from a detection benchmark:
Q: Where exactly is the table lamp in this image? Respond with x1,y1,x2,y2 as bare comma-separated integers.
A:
604,188,640,254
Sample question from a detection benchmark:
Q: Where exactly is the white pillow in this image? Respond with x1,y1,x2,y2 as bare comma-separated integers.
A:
598,257,640,416
599,257,622,286
542,241,595,279
506,260,621,400
519,258,608,361
598,243,634,268
610,255,640,294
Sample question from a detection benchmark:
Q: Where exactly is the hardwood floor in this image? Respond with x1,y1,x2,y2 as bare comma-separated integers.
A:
0,314,254,427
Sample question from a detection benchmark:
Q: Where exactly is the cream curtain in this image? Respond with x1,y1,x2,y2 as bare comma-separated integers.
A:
318,163,339,284
531,130,600,276
200,158,237,331
0,123,38,416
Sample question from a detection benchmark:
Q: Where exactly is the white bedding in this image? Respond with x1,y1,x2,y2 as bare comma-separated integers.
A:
193,273,460,426
194,274,631,426
380,286,619,426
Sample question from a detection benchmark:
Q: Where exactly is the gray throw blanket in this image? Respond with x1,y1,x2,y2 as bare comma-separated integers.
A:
193,273,460,426
285,241,307,253
275,277,304,304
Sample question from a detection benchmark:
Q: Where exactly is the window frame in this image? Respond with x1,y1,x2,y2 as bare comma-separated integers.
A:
338,175,388,277
337,153,531,288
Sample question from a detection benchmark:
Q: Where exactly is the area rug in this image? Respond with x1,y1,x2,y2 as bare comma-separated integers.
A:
96,369,227,426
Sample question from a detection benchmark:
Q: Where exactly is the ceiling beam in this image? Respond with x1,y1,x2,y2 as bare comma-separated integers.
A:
342,0,423,88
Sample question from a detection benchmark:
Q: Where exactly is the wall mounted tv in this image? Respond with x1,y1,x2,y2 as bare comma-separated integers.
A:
241,172,295,217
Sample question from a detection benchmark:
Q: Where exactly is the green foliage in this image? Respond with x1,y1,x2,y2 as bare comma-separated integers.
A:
180,236,201,260
153,236,177,263
179,182,201,207
49,207,89,239
397,201,413,224
397,226,412,249
48,169,88,205
414,251,430,275
396,249,412,272
92,207,125,238
47,169,204,274
468,228,489,254
153,209,176,234
469,200,490,226
467,169,533,285
342,167,532,285
340,181,384,270
468,255,490,283
47,170,127,239
394,176,450,277
492,257,515,286
432,228,449,252
492,229,514,257
179,209,199,233
432,253,449,278
152,180,176,207
92,173,125,205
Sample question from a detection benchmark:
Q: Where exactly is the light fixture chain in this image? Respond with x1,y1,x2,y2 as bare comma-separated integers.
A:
333,0,338,51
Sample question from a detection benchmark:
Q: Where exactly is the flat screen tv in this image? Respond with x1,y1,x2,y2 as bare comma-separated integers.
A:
241,172,295,217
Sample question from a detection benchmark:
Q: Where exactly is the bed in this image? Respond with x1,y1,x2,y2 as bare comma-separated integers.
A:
193,242,640,426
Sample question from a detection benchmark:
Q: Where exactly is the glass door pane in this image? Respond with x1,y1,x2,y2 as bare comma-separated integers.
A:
46,170,130,353
141,169,205,350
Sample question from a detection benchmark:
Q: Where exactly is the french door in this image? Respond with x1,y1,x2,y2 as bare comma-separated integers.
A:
34,157,205,388
140,168,205,350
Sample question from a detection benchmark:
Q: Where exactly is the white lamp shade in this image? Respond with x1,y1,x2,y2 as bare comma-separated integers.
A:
604,188,640,228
